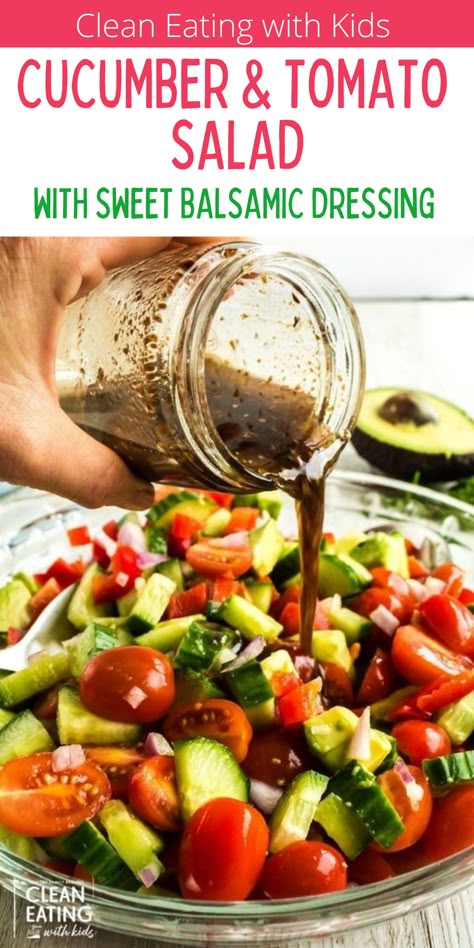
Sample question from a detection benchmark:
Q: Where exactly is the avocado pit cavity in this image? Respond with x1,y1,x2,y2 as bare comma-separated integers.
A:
378,392,438,427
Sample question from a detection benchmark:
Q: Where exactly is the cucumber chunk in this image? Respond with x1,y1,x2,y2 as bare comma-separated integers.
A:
233,490,284,520
127,573,176,635
218,595,282,642
245,582,274,614
0,650,70,708
225,658,274,709
144,525,167,554
202,508,232,537
0,578,32,631
327,761,405,848
148,491,216,529
328,606,373,645
66,623,132,677
135,614,206,652
422,750,474,787
0,708,16,731
0,824,45,861
249,519,284,578
174,670,225,704
174,737,249,820
152,559,185,593
271,544,300,589
59,821,139,890
311,629,353,674
174,620,236,672
269,771,328,853
57,685,142,745
100,800,165,881
436,691,474,745
350,532,409,579
67,564,112,631
315,793,370,860
318,554,371,599
0,710,54,764
304,706,392,773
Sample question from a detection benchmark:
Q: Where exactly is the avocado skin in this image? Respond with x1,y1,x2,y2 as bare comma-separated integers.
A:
352,427,474,481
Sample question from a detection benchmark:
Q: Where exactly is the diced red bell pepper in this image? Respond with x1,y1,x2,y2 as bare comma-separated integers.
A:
270,671,301,697
110,546,142,584
204,491,234,509
167,582,209,620
314,605,331,630
278,679,323,728
66,525,91,547
280,601,300,639
224,508,259,534
38,558,85,590
7,627,24,646
92,545,142,604
91,573,128,604
27,577,62,622
102,520,119,540
92,540,110,570
460,588,474,607
271,585,300,620
408,556,429,579
415,670,474,714
33,684,60,719
167,513,202,559
386,693,431,722
208,578,242,603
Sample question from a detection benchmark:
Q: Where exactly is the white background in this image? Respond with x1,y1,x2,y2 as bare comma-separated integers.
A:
1,47,473,294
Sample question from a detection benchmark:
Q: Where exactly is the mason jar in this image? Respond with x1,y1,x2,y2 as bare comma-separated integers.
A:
56,242,365,491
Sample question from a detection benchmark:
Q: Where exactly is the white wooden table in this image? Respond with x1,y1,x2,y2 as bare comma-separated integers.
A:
0,300,473,947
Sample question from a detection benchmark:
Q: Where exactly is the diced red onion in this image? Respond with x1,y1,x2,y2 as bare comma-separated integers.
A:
249,779,283,815
136,551,169,570
394,758,416,784
369,604,400,637
144,732,174,757
407,579,429,603
52,744,85,773
394,759,424,803
93,529,117,558
124,686,147,709
220,636,266,673
424,576,445,596
347,707,371,762
212,531,249,549
115,571,130,589
117,521,147,553
319,594,342,618
138,863,160,888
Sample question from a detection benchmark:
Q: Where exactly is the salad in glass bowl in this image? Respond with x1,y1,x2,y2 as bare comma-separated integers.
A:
0,472,472,943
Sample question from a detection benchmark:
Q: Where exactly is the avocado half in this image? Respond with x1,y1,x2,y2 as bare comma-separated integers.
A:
352,388,474,481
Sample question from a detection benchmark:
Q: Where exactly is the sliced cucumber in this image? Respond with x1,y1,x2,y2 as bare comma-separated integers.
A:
328,606,373,645
0,710,54,764
218,594,282,642
269,771,328,853
0,578,32,631
174,737,249,820
202,508,232,537
245,582,274,614
0,708,15,730
225,658,274,709
304,706,391,773
436,691,474,745
350,532,409,579
135,614,206,652
59,821,139,890
66,623,132,677
67,563,112,631
0,650,70,708
422,750,474,787
144,525,167,554
327,761,405,848
13,572,40,595
117,588,138,617
315,793,370,860
152,559,185,593
249,519,284,578
127,573,176,635
57,685,142,745
174,670,225,704
100,800,164,881
271,544,300,589
0,824,45,861
311,629,353,674
148,491,216,529
261,649,297,683
318,554,371,599
174,620,236,672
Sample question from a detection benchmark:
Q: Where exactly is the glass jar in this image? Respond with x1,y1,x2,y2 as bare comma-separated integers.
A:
56,242,365,491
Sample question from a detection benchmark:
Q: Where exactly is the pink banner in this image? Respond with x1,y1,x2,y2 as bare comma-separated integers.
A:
1,1,473,47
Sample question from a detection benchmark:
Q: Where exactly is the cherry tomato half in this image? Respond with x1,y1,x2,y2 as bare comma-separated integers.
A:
370,569,415,623
186,537,253,579
163,699,253,763
419,595,474,658
80,646,175,723
0,753,110,837
391,625,473,686
349,851,396,885
352,588,407,624
128,755,181,832
85,747,146,800
372,765,432,853
422,787,474,861
179,798,269,900
356,649,395,705
391,720,451,766
242,729,313,789
430,563,465,599
261,841,347,899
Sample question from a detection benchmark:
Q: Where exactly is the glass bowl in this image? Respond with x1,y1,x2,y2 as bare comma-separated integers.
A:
0,471,472,945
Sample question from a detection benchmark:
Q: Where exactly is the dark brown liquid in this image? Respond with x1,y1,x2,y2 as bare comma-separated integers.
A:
62,357,338,653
